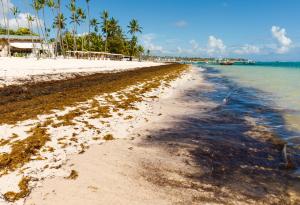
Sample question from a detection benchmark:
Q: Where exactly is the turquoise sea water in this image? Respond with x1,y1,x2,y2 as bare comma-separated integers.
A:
208,62,300,144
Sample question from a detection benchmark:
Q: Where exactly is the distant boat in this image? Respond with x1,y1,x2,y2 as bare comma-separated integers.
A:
220,61,234,65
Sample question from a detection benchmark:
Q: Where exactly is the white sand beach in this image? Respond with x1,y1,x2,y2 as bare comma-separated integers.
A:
0,60,203,204
23,67,204,205
0,57,163,86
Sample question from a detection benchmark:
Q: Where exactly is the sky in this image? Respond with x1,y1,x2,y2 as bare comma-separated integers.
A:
1,0,300,61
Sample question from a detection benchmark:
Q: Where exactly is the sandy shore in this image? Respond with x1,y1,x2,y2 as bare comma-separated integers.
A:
0,63,197,204
1,62,299,205
24,68,204,205
0,57,163,86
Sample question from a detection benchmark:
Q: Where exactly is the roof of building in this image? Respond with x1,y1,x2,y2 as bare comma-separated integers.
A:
10,42,43,49
0,35,42,40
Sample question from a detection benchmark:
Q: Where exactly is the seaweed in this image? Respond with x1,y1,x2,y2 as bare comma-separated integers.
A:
3,177,30,202
0,125,50,174
0,64,188,125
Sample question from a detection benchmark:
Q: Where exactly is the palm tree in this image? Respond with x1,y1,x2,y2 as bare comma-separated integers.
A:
32,0,45,56
74,7,86,51
76,8,86,51
68,0,77,51
90,18,99,33
26,14,35,55
101,10,109,52
128,19,142,36
11,6,20,29
39,0,52,57
56,0,65,56
47,0,57,56
85,0,90,53
128,19,142,60
1,0,10,56
53,13,66,55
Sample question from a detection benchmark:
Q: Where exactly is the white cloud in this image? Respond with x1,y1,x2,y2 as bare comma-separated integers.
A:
271,26,292,54
189,39,199,50
141,33,166,53
234,44,260,55
207,35,226,54
0,0,40,30
175,20,187,28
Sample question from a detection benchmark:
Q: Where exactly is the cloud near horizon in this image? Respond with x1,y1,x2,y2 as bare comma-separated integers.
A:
233,44,260,55
271,26,292,54
143,26,294,58
174,20,188,28
141,33,167,54
206,35,226,55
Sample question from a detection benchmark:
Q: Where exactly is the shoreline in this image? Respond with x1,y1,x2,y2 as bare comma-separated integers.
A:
0,63,299,204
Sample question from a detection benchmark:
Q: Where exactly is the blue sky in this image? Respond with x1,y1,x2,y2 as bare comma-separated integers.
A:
3,0,300,60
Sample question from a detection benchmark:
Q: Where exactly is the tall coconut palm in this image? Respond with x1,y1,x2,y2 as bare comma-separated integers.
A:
101,10,109,52
127,19,142,60
38,0,52,57
53,13,66,55
68,0,77,51
47,0,57,56
76,7,86,51
85,0,90,53
56,0,65,56
32,0,45,56
128,19,142,36
11,6,20,29
26,14,35,55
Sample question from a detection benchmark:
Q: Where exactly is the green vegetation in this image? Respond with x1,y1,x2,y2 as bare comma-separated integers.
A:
0,0,144,58
0,27,36,36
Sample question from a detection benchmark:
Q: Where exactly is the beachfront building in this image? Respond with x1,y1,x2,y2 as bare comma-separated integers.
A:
0,35,53,57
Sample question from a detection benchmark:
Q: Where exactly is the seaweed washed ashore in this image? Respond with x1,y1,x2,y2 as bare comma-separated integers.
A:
0,64,190,204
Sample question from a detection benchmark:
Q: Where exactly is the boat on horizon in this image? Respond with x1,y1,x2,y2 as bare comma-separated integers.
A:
220,61,235,65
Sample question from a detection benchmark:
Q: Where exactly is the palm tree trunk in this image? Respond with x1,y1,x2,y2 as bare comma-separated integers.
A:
72,10,77,52
34,10,45,59
57,0,65,57
105,26,108,53
87,2,90,56
1,0,11,57
42,8,52,58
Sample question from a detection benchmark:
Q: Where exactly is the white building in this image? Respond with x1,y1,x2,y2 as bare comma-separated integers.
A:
0,35,53,57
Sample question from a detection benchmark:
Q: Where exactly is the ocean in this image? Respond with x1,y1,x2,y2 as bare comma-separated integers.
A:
199,62,300,146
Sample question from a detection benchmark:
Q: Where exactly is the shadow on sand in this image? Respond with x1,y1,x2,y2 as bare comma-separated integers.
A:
142,67,300,204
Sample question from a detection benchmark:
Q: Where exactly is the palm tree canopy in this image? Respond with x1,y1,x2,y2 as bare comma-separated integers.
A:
46,0,56,9
128,19,142,35
53,13,66,29
77,8,86,20
26,15,35,22
90,18,99,33
101,10,109,21
11,6,20,16
32,0,42,11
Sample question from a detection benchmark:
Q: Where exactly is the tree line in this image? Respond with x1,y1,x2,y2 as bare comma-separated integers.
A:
0,0,145,59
